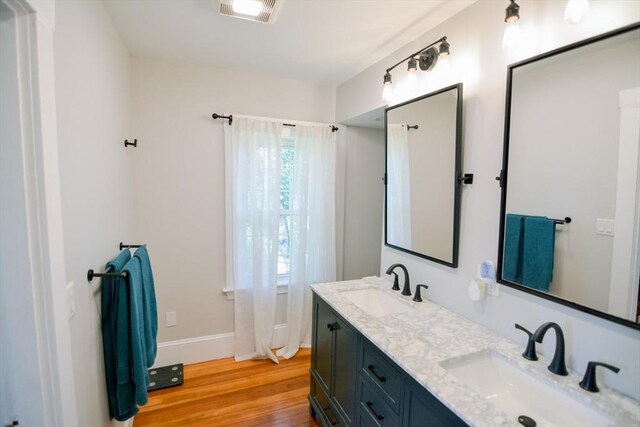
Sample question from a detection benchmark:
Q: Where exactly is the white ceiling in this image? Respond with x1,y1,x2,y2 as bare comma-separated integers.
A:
103,0,475,86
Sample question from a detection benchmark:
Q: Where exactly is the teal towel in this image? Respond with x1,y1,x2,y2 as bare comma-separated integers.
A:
101,250,138,421
120,257,150,406
133,245,158,367
503,214,555,291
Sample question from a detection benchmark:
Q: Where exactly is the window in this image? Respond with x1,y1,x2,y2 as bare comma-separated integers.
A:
278,132,294,283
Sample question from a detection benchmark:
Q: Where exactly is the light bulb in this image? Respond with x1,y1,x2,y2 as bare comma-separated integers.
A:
232,0,263,17
502,22,521,50
406,72,417,92
437,55,451,74
382,85,393,103
564,0,589,24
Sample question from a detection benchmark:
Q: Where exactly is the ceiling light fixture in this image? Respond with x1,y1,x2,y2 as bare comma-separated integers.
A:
219,0,281,24
381,36,450,101
564,0,589,24
232,0,263,17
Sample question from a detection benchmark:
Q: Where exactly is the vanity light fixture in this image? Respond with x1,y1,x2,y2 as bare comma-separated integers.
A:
219,0,281,24
381,36,450,101
564,0,589,24
502,0,521,49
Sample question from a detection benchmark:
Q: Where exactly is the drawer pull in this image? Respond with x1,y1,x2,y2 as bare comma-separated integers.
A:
367,364,387,382
366,401,385,421
327,322,338,332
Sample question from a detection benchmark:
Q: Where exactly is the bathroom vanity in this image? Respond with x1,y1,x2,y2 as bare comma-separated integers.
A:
308,277,640,427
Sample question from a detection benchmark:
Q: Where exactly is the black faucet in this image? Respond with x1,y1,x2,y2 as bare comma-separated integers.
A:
412,284,429,302
579,361,620,392
531,322,568,376
515,324,538,361
385,263,411,296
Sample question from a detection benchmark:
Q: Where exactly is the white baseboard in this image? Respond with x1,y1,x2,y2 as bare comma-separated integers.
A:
152,323,289,368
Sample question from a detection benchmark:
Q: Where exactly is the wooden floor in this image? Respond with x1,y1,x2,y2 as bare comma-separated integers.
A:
134,348,318,427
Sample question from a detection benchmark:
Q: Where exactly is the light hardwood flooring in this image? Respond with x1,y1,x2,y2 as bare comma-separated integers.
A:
133,348,318,426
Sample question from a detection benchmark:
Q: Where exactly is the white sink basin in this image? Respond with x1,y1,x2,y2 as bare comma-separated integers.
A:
340,287,410,318
440,350,614,427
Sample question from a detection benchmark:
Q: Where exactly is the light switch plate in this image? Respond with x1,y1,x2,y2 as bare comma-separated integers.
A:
596,218,615,236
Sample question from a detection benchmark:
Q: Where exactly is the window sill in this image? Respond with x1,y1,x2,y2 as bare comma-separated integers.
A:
222,283,289,301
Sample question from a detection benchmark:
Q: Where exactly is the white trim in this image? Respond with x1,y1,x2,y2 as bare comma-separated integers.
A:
608,87,640,320
1,0,77,425
152,324,290,367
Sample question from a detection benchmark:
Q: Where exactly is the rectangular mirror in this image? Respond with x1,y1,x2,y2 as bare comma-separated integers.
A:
498,23,640,329
385,83,463,267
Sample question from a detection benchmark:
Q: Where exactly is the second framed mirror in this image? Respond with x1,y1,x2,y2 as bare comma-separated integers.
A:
384,83,464,267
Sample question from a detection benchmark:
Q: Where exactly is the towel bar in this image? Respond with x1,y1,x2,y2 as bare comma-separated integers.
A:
87,269,127,282
552,217,572,225
120,242,143,250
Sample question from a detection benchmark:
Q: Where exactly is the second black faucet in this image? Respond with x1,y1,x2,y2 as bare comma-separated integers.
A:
385,263,411,296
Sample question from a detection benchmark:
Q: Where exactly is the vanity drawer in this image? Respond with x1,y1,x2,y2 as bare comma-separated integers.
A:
359,378,400,427
361,341,403,413
311,376,344,427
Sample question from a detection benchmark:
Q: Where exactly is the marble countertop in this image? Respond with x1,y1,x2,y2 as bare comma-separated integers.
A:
310,277,640,427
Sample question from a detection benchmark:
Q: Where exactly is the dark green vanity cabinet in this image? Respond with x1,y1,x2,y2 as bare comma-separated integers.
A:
310,295,359,426
309,292,468,427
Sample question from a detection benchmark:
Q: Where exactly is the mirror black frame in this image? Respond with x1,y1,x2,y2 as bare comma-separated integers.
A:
384,83,463,268
497,22,640,331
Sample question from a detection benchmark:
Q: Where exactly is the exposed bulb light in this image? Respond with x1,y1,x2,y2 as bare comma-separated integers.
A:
438,38,450,57
505,0,520,23
232,0,263,17
382,84,393,102
564,0,589,24
407,58,417,72
503,22,521,50
383,71,392,85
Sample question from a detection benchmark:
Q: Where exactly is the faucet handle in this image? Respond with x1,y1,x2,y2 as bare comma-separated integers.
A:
390,272,400,291
579,361,620,392
412,284,429,302
515,324,538,361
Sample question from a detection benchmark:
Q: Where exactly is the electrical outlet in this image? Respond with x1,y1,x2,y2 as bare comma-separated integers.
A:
166,311,177,327
66,281,75,319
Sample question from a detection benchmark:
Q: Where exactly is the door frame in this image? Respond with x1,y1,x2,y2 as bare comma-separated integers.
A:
0,0,77,425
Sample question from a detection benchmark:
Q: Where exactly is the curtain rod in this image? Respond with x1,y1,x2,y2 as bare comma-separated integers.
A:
212,113,338,132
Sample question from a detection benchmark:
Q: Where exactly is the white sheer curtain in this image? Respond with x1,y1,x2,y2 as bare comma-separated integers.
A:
387,124,412,248
277,125,337,359
224,117,282,363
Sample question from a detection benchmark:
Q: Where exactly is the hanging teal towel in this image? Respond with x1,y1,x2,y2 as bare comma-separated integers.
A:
120,257,150,406
102,249,138,421
503,214,556,292
133,245,158,367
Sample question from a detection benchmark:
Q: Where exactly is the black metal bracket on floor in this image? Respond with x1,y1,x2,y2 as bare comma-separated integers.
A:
87,269,127,282
212,113,233,125
120,242,143,250
458,173,474,185
124,139,137,148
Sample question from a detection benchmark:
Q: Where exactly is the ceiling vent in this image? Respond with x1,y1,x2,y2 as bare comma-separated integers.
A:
219,0,282,24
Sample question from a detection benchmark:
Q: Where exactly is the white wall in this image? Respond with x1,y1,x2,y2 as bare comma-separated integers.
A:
129,57,336,346
337,0,640,400
342,127,385,280
55,0,134,424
